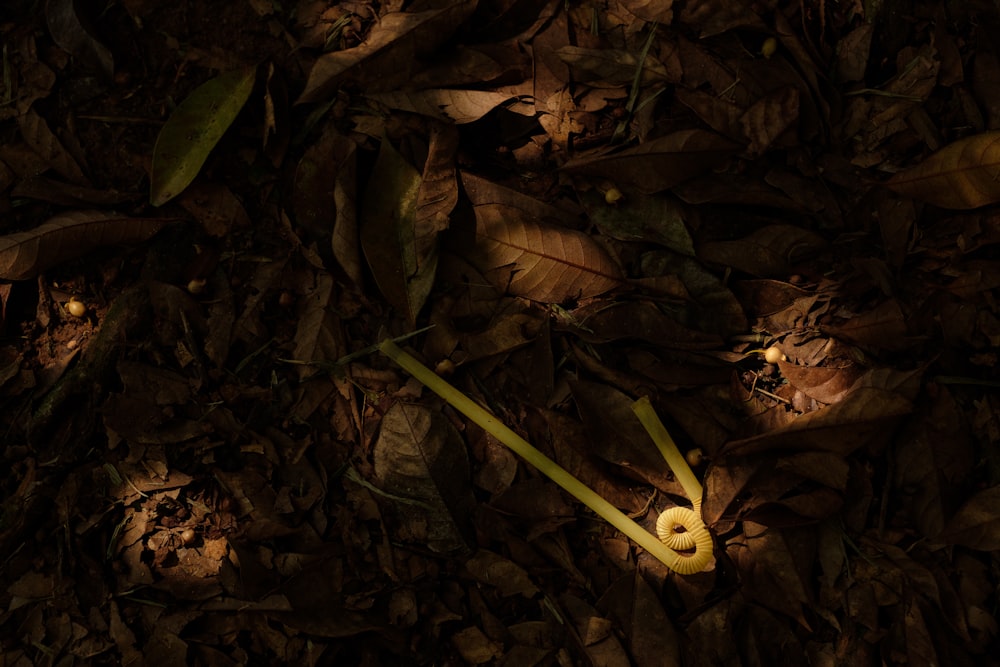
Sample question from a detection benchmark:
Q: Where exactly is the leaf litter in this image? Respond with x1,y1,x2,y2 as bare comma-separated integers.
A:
0,0,999,665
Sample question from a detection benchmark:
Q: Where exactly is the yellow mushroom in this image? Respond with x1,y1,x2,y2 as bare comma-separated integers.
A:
380,339,714,574
66,298,86,318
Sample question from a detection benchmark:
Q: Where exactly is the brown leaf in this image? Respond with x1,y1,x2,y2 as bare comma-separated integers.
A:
740,86,800,156
821,299,908,351
894,388,974,538
373,402,475,553
886,131,1000,209
468,203,624,303
0,210,171,280
561,129,741,194
11,176,137,207
569,300,724,349
597,572,682,667
44,0,114,78
777,359,862,405
570,380,685,496
676,0,768,37
360,137,429,323
365,88,523,124
414,123,459,262
464,550,540,598
939,486,1000,550
619,0,676,22
17,108,88,185
291,272,344,380
722,387,912,457
734,522,813,626
697,224,827,277
554,46,681,86
292,122,362,283
297,0,478,102
176,182,250,238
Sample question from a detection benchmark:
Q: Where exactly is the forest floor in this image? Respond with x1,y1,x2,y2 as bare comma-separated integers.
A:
1,0,999,665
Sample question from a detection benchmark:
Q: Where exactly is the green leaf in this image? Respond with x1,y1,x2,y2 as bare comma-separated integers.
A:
150,68,256,206
360,138,427,323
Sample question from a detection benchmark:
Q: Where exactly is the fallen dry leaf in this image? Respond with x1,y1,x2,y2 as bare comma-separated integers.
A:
886,131,1000,209
365,88,524,124
722,387,912,457
561,129,741,194
939,486,1000,550
17,108,88,185
297,0,478,102
469,202,624,303
45,0,113,78
360,137,428,323
372,402,476,553
0,210,172,280
697,224,827,277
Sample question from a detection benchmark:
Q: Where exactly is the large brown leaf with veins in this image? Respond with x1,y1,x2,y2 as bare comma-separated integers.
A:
887,131,1000,209
0,210,172,280
469,203,624,303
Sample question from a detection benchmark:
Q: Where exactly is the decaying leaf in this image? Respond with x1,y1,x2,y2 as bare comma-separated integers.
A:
570,380,684,495
372,402,476,553
580,189,695,256
722,387,912,457
734,522,813,625
697,224,827,277
365,88,522,124
939,486,1000,551
886,131,1000,209
150,67,256,206
554,45,681,86
360,137,432,323
18,108,88,185
619,0,677,22
290,272,343,380
297,0,478,102
45,0,113,78
561,129,741,194
0,210,172,280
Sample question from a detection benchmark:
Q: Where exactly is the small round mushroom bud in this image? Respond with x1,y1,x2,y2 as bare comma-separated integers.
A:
66,298,86,318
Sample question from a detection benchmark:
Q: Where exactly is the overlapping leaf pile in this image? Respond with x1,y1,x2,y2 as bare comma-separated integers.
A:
0,0,999,665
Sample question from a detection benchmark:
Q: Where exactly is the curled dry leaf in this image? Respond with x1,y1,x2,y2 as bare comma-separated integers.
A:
886,131,1000,209
297,0,478,103
150,67,256,206
0,210,172,280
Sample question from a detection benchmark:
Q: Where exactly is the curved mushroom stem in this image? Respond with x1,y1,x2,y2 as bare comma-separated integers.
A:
631,396,713,574
379,339,712,574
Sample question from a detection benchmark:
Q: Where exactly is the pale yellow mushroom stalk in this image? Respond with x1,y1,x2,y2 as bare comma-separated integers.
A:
379,339,713,574
631,397,713,574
